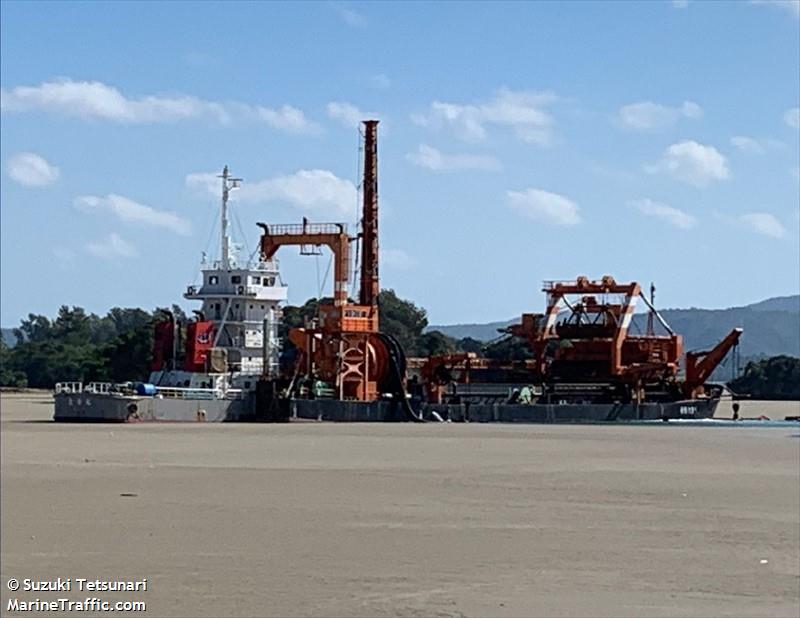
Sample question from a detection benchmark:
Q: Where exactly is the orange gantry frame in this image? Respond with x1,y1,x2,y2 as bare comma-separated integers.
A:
258,221,352,308
507,275,684,386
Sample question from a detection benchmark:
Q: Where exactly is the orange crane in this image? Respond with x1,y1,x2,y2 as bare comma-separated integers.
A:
257,120,400,402
683,328,743,398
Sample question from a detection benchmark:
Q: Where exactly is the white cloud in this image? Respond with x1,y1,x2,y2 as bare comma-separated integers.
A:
413,88,558,144
330,3,367,27
6,152,60,186
617,100,702,130
383,248,415,270
86,233,137,259
185,172,220,197
750,1,800,18
730,136,766,154
326,102,380,129
1,79,228,123
406,144,501,172
75,194,191,235
631,198,697,229
646,140,730,186
672,0,689,8
187,169,357,218
1,78,318,133
244,170,356,217
740,212,786,238
508,188,581,225
784,107,800,129
256,105,318,134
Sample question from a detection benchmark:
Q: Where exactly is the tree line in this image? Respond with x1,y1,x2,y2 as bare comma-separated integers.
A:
0,291,471,388
0,305,185,388
728,355,800,400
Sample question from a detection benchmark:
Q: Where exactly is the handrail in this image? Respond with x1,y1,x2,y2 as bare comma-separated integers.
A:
186,284,277,297
263,223,347,236
55,382,245,400
55,382,83,394
85,382,112,394
154,386,244,400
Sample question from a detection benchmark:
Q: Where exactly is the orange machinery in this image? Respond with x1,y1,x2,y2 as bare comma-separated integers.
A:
415,353,537,404
257,120,397,401
508,276,741,396
683,327,742,398
416,276,742,403
509,275,683,387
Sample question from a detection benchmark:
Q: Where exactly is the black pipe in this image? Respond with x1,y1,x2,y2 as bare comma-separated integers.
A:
375,332,423,422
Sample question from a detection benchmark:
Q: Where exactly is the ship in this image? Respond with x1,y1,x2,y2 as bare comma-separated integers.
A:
54,120,741,423
54,166,287,421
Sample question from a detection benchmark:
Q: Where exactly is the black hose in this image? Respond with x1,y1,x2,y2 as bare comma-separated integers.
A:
374,332,424,422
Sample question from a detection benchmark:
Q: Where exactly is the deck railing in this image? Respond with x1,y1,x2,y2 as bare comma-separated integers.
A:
55,382,84,394
55,382,244,400
154,387,244,400
265,222,347,236
56,382,118,394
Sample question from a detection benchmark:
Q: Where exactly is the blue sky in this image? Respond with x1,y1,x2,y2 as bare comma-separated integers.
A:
1,0,799,327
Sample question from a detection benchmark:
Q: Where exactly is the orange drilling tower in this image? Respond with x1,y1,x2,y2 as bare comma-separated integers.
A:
257,120,406,402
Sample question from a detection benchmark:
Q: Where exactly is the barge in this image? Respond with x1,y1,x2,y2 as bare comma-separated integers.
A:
54,120,739,423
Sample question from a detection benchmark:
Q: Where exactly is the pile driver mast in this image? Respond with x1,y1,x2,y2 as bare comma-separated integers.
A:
257,120,399,402
359,120,380,308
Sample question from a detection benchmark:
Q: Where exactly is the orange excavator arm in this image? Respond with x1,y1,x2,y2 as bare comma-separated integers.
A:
684,328,743,396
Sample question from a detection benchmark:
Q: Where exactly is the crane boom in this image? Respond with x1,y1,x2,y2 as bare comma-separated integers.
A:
684,328,743,396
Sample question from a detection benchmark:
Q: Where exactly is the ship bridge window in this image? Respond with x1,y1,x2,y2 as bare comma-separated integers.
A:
263,277,275,286
251,276,261,284
208,275,218,285
231,275,242,284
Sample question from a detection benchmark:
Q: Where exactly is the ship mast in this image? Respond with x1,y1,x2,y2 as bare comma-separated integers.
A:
218,165,242,269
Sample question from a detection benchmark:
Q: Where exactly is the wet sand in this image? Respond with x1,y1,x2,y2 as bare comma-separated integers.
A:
1,392,798,617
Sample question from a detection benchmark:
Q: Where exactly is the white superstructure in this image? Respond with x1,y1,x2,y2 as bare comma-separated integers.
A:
152,166,287,390
185,166,288,378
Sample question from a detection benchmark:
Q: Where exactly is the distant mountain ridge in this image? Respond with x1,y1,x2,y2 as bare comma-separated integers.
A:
729,295,799,314
428,295,800,360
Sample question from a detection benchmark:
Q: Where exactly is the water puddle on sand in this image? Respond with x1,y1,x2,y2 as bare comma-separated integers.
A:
633,419,800,428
